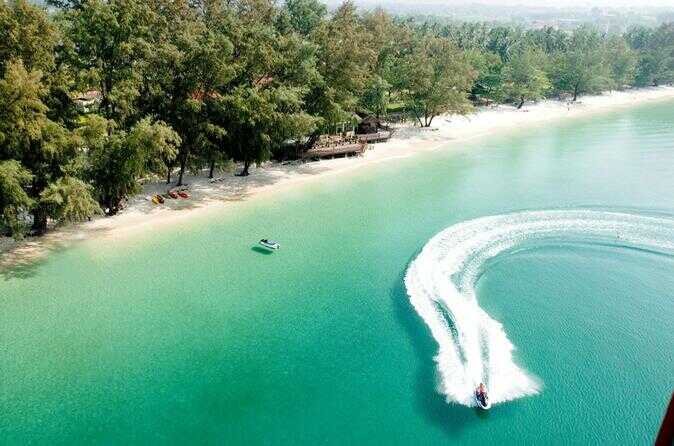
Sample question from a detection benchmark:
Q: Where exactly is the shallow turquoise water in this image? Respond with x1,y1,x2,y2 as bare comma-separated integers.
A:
1,101,673,444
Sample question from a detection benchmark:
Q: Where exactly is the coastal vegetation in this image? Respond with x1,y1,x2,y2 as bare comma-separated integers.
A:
0,0,673,238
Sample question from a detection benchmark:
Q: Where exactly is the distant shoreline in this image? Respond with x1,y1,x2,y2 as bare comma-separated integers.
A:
2,86,674,271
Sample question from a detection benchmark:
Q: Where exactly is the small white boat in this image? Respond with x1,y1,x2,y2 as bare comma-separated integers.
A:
475,383,491,410
259,239,280,250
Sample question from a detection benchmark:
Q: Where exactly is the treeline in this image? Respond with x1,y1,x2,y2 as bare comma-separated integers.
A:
0,0,673,238
435,21,674,106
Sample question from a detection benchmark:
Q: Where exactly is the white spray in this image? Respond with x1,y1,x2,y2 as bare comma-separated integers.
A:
404,210,674,407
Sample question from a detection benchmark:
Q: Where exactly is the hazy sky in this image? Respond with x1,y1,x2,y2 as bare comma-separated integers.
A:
357,0,674,7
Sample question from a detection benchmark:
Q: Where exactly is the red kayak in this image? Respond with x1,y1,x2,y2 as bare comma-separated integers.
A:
178,191,189,199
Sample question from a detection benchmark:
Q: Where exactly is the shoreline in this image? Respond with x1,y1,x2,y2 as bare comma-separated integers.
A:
2,86,674,271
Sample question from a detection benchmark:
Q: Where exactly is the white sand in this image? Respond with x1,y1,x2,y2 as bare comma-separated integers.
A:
2,86,674,269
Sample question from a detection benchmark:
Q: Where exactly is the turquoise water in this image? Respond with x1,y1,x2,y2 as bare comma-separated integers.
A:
1,101,674,444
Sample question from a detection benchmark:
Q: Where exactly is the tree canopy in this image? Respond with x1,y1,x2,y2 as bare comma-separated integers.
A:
0,0,672,237
400,36,476,127
502,47,551,109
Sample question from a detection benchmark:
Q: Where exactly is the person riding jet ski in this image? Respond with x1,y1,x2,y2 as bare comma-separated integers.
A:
475,383,491,409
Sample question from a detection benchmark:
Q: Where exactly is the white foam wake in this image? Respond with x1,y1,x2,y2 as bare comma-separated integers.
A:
404,210,674,407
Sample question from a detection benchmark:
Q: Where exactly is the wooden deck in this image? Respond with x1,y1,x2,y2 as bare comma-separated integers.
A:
302,143,366,160
357,130,392,143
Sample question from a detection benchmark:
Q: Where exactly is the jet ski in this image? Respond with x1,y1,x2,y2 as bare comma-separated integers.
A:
475,383,491,410
259,239,280,250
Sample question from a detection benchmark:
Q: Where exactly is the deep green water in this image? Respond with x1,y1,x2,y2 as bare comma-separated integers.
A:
2,101,674,445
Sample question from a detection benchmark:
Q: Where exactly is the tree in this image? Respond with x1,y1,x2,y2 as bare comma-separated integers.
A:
139,0,235,185
361,76,391,118
441,22,491,51
550,27,610,101
307,1,375,131
466,49,504,102
0,0,57,75
39,176,101,225
524,26,569,55
628,24,674,87
360,8,410,117
62,0,153,123
217,82,316,176
0,160,33,237
0,2,101,236
82,115,180,214
0,0,79,128
208,0,318,174
502,47,551,109
605,35,637,90
400,36,476,127
282,0,326,36
0,59,96,234
486,26,523,62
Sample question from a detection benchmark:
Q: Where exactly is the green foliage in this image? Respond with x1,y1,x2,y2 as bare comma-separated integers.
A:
0,160,33,237
309,1,376,125
39,176,101,224
502,47,551,108
605,35,637,89
0,58,91,234
83,115,180,214
466,49,504,102
400,36,476,127
628,24,674,87
283,0,327,36
523,27,570,55
487,26,524,62
549,27,611,100
361,76,391,118
62,0,152,121
0,59,49,156
216,84,317,175
0,0,58,74
135,0,237,184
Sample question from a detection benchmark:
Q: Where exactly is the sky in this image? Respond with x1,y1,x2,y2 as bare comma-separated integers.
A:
355,0,674,7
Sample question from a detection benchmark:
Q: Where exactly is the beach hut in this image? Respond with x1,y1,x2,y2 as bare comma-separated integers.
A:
355,114,392,143
356,115,382,135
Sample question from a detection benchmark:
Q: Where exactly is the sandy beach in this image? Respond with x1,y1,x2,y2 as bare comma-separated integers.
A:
2,86,674,270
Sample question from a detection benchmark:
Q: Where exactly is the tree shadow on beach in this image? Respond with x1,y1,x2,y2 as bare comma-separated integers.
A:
0,225,113,282
0,258,43,281
0,242,54,281
390,264,476,439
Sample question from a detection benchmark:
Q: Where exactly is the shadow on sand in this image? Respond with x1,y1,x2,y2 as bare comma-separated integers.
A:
0,225,115,282
0,257,45,281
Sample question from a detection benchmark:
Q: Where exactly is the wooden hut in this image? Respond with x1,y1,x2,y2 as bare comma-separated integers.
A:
355,114,392,143
357,115,381,134
301,141,367,160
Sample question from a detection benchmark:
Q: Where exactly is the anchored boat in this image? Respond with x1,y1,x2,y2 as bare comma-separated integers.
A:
259,239,280,250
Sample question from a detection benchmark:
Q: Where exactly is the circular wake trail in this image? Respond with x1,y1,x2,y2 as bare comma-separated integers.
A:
404,210,674,407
